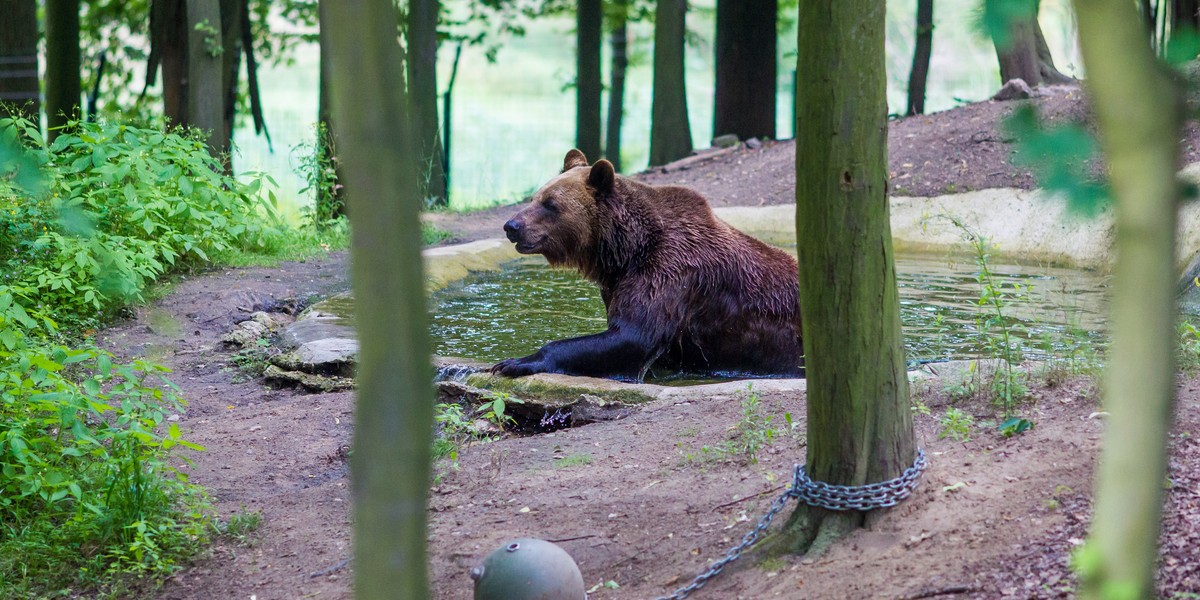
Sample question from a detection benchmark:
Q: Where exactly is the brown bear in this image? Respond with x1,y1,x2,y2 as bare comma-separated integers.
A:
493,149,802,381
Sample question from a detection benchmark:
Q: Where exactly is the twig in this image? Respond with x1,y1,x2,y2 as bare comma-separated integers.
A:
546,534,598,544
309,558,350,578
711,486,782,513
900,584,977,599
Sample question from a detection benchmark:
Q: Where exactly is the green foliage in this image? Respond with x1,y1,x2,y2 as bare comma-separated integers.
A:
974,0,1038,49
939,215,1030,415
680,386,777,465
2,117,282,331
294,121,344,227
998,416,1034,437
0,301,211,595
938,407,975,442
553,453,593,468
216,507,263,547
1005,105,1108,216
422,223,453,246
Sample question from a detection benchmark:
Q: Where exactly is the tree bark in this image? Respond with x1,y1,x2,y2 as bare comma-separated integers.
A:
45,0,82,141
326,0,433,597
773,0,915,556
217,0,244,163
317,0,345,218
605,5,628,172
1033,18,1075,84
187,0,224,154
0,0,40,122
994,4,1042,88
905,0,933,116
649,0,692,166
576,0,603,161
153,0,188,126
406,0,447,207
713,0,777,141
1071,0,1182,597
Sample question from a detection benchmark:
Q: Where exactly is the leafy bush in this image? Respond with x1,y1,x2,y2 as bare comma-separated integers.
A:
1,117,282,329
0,117,290,595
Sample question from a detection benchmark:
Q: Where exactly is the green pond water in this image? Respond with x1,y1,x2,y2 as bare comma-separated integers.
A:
429,254,1109,370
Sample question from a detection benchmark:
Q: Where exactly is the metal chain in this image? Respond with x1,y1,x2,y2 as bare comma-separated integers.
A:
653,449,927,600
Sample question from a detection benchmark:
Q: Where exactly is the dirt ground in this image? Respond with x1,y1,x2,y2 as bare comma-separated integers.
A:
109,85,1200,600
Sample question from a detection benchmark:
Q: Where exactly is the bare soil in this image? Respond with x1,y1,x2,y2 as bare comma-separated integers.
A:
118,87,1200,600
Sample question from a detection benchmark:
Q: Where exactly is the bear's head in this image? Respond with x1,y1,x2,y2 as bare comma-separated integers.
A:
503,149,615,267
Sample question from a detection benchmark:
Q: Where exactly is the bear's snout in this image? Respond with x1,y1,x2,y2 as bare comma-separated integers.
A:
503,218,524,242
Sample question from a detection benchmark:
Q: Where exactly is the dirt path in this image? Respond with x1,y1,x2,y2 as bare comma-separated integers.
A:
101,86,1200,599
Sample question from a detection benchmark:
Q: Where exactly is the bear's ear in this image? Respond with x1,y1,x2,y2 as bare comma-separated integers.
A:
588,159,615,195
562,149,588,172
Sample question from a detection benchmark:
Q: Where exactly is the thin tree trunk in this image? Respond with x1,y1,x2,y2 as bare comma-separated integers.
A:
325,0,432,597
317,0,344,219
649,0,692,166
1071,0,1182,596
406,0,446,207
576,0,603,161
605,6,628,172
0,0,40,122
187,0,223,154
713,0,777,140
155,0,188,126
45,0,82,140
218,0,244,164
906,0,933,116
770,0,915,557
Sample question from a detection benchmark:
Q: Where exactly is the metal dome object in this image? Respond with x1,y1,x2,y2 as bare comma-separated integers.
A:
469,538,587,600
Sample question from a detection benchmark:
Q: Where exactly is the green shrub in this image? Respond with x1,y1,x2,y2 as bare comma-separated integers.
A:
1,116,282,330
0,117,295,595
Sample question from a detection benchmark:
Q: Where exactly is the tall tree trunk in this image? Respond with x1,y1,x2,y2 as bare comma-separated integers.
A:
993,1,1042,87
0,0,40,122
649,0,692,166
153,0,188,126
1033,18,1075,84
774,0,915,556
1173,0,1200,29
576,0,602,161
317,0,344,219
713,0,777,140
187,0,223,154
407,0,446,207
45,0,82,141
1071,0,1182,596
217,0,244,164
325,0,432,597
905,0,933,116
605,3,628,172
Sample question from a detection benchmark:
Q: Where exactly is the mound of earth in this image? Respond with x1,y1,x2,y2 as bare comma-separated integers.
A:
107,89,1200,600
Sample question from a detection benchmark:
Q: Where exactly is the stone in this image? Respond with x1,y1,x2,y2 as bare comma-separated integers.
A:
992,78,1034,101
712,133,740,148
270,338,358,377
221,319,269,348
745,137,763,150
263,364,355,392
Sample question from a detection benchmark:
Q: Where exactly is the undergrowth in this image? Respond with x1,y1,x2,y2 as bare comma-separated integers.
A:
0,116,321,597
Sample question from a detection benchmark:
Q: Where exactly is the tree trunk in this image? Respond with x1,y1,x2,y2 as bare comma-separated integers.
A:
1174,0,1200,29
154,0,188,126
713,0,777,141
576,0,603,161
325,0,432,597
217,0,244,164
45,0,82,141
317,0,345,219
994,3,1042,87
187,0,223,154
1033,18,1075,84
0,0,40,122
774,0,915,556
1071,0,1182,597
905,0,933,116
649,0,692,166
406,0,446,207
605,6,628,172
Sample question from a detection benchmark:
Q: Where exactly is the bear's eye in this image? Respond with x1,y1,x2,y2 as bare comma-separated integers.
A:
542,198,558,212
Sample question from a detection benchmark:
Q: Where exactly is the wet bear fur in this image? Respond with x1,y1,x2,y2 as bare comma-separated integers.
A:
494,149,802,381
